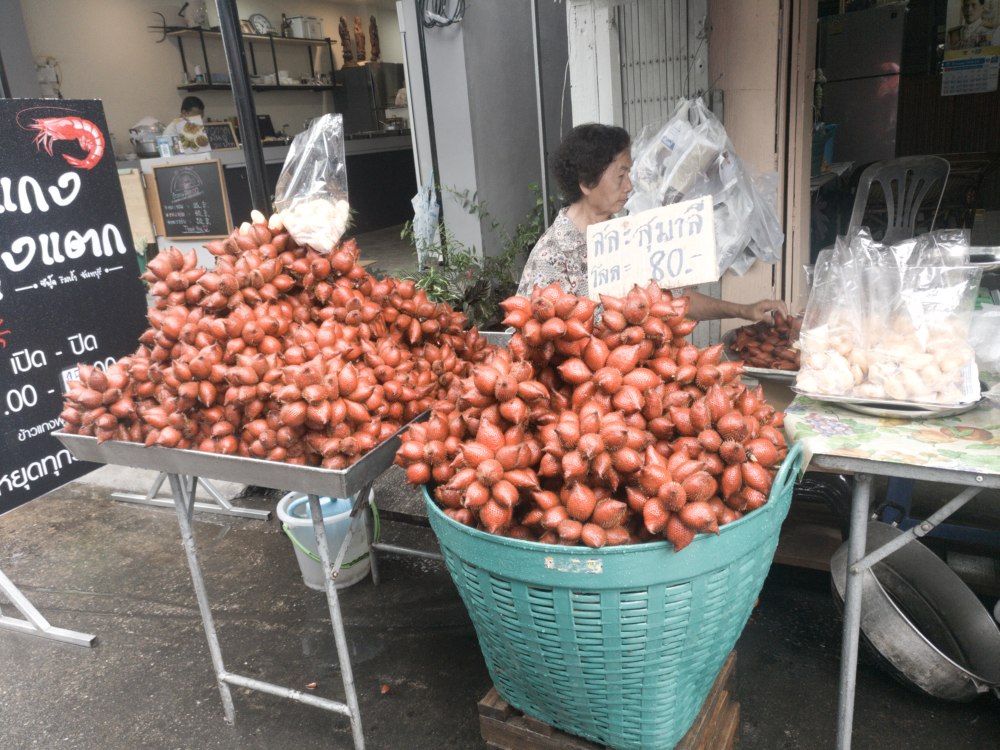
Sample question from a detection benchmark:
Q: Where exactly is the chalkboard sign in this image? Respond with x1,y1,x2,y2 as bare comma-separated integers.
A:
203,121,239,150
0,99,149,514
152,160,232,239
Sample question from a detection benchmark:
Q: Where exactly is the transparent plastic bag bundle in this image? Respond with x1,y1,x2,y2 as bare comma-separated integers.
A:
273,114,350,254
411,172,441,270
626,97,784,277
796,230,982,405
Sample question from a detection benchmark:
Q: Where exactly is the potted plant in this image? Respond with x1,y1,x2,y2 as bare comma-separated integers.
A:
400,184,556,331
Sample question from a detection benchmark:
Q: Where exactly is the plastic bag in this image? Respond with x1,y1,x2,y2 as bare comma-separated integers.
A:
796,230,983,405
627,97,784,277
273,114,350,254
970,306,1000,377
411,172,440,270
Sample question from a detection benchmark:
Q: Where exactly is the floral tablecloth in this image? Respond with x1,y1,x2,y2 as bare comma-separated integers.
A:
785,396,1000,476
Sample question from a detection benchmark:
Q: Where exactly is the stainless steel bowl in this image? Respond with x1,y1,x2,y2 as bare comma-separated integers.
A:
831,521,1000,701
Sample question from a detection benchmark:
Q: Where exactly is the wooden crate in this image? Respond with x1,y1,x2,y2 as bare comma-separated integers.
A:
479,650,739,750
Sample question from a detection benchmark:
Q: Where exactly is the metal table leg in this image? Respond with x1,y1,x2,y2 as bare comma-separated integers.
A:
835,472,872,750
166,476,363,744
339,483,444,588
307,493,365,749
115,472,271,520
0,568,96,647
835,478,983,750
166,473,237,723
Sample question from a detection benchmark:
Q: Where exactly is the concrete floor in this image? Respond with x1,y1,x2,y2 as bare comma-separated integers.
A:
2,463,999,750
349,225,419,280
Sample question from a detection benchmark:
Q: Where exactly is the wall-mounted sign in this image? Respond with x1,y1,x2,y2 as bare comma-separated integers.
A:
0,99,149,514
943,0,1000,96
585,197,717,300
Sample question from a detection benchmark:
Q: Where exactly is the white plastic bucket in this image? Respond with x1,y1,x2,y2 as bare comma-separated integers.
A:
276,490,375,590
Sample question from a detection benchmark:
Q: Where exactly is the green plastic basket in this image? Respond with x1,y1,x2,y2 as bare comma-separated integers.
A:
425,441,803,750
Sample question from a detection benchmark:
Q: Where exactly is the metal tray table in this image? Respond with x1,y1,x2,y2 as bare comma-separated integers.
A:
55,421,422,750
721,329,797,383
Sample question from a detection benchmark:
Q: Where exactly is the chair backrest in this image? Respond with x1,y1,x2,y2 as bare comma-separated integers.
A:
847,155,950,245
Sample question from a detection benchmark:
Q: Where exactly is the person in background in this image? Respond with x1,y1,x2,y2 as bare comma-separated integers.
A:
162,96,209,153
517,123,787,323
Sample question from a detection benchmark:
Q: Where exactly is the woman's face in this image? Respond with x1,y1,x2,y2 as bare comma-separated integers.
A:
581,149,633,219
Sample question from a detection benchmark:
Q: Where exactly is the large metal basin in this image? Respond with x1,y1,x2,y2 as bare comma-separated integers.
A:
831,521,1000,701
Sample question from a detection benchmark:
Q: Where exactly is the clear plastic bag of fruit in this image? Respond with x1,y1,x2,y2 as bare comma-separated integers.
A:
797,229,982,404
273,113,350,254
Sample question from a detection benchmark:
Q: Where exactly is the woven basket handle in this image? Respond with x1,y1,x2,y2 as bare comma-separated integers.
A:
770,441,804,501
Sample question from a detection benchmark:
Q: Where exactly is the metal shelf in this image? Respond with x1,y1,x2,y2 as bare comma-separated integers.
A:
177,83,337,93
167,28,336,48
166,26,337,95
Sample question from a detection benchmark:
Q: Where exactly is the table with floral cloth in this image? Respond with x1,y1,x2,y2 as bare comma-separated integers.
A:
785,396,1000,480
782,394,1000,750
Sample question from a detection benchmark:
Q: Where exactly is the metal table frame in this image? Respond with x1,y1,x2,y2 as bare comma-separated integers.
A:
55,427,424,750
806,453,1000,750
0,568,96,647
111,471,271,520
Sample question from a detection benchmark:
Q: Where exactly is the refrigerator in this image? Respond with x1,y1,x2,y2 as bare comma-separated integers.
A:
334,62,407,136
817,3,907,165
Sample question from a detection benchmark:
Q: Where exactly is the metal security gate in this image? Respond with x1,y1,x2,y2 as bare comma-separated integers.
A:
614,0,709,134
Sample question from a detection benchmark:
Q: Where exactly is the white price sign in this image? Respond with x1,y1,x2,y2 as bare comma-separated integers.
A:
585,197,717,300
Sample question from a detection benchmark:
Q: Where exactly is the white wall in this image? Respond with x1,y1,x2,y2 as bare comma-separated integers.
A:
399,0,569,258
0,0,39,96
464,0,569,256
707,0,784,325
17,1,402,157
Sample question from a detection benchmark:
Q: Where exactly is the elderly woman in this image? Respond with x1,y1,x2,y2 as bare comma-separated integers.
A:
517,123,786,323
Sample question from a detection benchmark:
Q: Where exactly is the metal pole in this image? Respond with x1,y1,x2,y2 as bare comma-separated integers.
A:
214,0,268,213
856,486,982,571
308,494,365,749
0,46,11,98
415,0,446,247
835,472,873,750
530,0,550,228
167,473,237,723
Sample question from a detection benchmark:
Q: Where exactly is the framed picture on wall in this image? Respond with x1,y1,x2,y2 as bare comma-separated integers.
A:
240,20,255,35
945,0,1000,52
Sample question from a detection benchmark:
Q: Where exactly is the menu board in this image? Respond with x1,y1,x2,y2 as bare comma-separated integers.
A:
153,160,232,239
0,99,149,514
203,121,239,150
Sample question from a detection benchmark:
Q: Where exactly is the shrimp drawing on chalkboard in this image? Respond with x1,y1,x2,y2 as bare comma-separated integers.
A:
16,106,106,170
0,318,11,349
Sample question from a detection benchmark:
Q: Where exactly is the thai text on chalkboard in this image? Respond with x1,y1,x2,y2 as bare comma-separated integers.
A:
203,121,239,150
153,160,232,239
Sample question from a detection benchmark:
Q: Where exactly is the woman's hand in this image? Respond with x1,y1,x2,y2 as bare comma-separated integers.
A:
740,298,788,323
684,291,788,323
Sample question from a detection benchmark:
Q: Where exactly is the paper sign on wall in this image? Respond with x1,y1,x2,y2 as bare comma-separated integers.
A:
585,197,717,300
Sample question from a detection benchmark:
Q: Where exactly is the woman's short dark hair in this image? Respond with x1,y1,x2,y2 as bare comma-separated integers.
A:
551,123,631,204
181,96,205,114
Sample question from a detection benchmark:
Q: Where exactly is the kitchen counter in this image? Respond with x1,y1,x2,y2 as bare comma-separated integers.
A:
119,132,412,170
132,131,416,245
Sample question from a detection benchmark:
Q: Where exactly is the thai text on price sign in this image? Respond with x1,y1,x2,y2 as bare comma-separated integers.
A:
585,197,717,300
